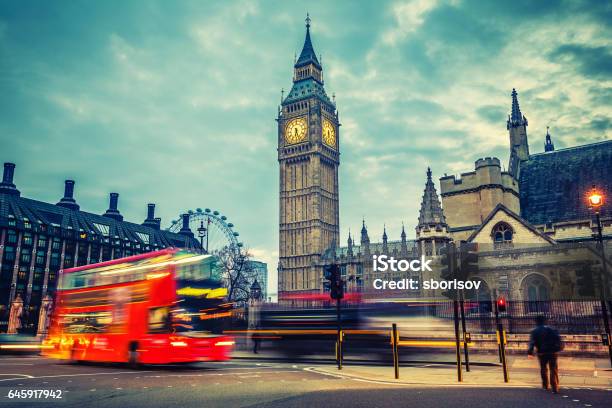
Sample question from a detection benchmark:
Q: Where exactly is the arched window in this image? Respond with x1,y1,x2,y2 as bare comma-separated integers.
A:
492,222,513,248
523,274,551,313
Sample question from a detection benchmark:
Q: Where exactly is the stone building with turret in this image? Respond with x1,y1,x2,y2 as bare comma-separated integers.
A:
440,89,612,245
433,89,612,302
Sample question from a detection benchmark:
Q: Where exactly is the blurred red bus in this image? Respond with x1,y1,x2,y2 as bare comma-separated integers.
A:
42,249,234,366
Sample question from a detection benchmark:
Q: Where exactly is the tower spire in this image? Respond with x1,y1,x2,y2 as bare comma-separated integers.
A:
510,88,522,123
507,88,528,129
507,88,530,177
360,219,369,245
382,224,388,253
400,222,408,254
418,167,447,228
295,13,320,69
544,126,555,152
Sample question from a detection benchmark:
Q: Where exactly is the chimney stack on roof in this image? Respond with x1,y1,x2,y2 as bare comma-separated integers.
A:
0,162,20,196
179,213,194,237
103,192,124,221
142,203,161,230
56,180,80,210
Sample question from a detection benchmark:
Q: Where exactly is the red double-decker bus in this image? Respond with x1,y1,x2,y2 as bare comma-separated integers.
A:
42,249,234,366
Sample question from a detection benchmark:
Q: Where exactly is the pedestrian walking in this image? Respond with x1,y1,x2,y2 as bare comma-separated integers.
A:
528,315,563,393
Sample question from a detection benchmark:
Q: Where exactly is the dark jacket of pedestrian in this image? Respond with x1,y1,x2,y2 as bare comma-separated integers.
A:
528,323,563,355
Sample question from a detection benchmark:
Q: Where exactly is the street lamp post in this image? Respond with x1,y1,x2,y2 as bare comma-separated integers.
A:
197,221,207,254
588,186,612,366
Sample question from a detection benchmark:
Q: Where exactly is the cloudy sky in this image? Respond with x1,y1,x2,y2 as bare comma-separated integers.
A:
1,0,610,296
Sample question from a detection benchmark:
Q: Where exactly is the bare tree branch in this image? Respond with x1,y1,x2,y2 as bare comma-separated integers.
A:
216,247,258,304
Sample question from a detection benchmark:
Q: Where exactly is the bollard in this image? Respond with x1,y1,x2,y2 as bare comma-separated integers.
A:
459,297,470,372
392,323,399,379
337,329,344,370
453,300,463,382
494,296,509,383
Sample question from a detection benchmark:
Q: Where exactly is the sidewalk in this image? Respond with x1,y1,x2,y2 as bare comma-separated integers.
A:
308,356,612,388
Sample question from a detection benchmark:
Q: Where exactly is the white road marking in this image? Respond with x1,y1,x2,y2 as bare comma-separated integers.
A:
0,357,44,360
0,374,34,381
302,367,540,389
0,371,153,382
90,389,96,392
142,370,300,379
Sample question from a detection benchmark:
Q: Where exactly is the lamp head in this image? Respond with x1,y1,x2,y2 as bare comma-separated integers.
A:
587,186,604,209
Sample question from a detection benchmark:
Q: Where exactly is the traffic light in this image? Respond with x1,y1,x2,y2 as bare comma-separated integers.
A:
458,242,478,280
323,264,334,281
575,265,596,297
324,264,344,300
497,296,507,313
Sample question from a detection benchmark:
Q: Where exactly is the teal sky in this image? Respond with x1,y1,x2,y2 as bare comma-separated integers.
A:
1,0,611,296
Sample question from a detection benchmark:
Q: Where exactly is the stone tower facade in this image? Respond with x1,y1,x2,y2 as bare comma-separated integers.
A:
440,157,520,241
278,16,340,297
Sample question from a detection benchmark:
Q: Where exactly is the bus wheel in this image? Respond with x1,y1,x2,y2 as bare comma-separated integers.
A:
128,342,140,369
70,343,80,364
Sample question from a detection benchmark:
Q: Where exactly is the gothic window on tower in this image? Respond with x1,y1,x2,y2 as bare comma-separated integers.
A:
492,222,513,249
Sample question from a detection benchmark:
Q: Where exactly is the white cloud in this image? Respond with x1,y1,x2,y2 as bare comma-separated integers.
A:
382,0,441,45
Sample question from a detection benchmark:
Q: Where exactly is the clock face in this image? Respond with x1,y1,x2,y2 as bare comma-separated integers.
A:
284,117,308,144
322,119,336,147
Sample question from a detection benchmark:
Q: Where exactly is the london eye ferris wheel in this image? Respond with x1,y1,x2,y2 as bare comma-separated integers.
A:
167,208,242,255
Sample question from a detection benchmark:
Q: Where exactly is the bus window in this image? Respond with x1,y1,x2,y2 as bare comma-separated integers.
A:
74,275,85,288
61,312,111,333
148,307,171,334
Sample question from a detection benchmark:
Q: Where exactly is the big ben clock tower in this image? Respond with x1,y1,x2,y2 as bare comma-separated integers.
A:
278,15,340,298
